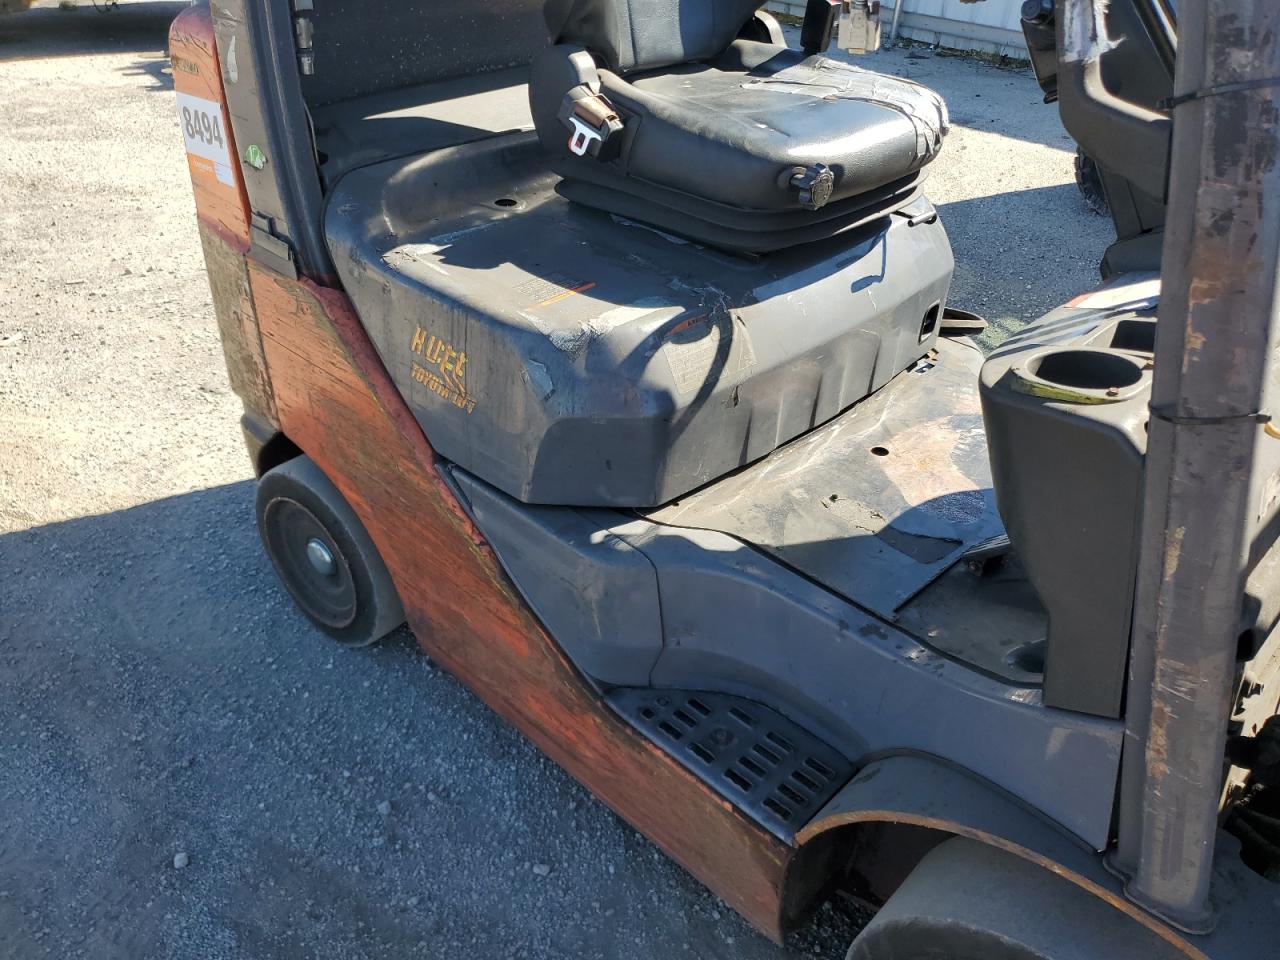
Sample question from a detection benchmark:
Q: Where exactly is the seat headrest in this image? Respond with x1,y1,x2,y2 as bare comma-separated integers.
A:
544,0,767,74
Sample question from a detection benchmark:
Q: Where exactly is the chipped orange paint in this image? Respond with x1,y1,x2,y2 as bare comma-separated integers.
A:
174,4,804,930
169,6,251,248
244,258,797,941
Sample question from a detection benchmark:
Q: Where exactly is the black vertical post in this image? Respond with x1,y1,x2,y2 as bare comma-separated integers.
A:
1121,0,1280,932
801,0,842,55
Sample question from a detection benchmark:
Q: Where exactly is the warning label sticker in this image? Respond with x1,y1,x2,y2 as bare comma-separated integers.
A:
516,274,596,307
661,314,756,397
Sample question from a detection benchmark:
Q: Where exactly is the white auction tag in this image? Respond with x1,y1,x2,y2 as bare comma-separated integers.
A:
176,92,234,187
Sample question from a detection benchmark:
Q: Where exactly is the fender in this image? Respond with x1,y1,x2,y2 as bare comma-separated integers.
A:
794,754,1272,960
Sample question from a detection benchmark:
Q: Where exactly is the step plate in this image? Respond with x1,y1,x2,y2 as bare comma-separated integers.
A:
607,688,852,841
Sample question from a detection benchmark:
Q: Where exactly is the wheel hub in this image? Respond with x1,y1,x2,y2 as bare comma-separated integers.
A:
306,537,337,576
261,497,358,630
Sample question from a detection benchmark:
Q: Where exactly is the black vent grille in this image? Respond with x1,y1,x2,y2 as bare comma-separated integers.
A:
607,688,852,841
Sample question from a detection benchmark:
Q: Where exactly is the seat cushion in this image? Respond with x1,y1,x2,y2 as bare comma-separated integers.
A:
531,40,948,217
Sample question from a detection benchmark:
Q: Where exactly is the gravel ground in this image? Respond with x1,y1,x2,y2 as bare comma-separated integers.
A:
0,4,1113,958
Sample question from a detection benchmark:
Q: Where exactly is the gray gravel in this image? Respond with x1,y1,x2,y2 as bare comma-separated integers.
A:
0,4,1112,958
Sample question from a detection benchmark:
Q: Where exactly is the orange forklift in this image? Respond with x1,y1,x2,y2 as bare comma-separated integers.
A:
173,0,1278,955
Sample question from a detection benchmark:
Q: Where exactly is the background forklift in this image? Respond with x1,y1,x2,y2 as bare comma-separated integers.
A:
174,0,1278,955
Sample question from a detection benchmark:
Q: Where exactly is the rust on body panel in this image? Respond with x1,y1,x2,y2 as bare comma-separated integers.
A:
247,259,796,941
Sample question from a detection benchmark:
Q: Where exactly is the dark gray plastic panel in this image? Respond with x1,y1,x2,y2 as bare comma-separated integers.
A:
451,346,1124,848
448,470,661,686
213,0,332,277
461,469,1123,846
311,67,534,188
300,0,548,106
980,282,1157,718
611,519,1121,849
325,130,953,507
648,338,1002,619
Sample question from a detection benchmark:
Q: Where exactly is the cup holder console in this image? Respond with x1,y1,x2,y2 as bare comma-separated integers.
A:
979,305,1154,718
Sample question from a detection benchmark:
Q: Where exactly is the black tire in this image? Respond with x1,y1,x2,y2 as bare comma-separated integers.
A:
255,455,405,647
847,838,1176,960
1075,148,1110,216
849,918,1046,960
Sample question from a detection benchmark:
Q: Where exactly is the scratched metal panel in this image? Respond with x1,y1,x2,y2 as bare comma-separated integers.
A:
647,337,1003,618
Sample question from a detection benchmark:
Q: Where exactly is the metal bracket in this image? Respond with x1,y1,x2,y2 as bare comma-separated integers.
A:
839,0,883,55
250,212,298,279
291,0,315,76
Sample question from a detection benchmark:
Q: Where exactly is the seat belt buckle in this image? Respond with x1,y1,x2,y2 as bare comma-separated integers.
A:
558,86,624,161
567,116,604,157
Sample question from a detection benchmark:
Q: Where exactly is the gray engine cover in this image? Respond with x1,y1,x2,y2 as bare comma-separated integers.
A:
325,132,953,507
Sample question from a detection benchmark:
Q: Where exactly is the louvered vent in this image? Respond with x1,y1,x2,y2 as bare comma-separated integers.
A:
607,688,852,840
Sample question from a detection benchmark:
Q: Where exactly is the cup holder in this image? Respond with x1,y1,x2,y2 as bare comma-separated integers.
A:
1015,348,1147,402
1006,638,1046,677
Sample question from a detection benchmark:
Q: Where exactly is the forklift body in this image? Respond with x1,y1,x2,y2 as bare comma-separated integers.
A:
173,0,1279,955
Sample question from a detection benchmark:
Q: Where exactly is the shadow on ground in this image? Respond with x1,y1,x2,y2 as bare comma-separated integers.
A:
121,49,171,90
0,1,186,60
936,183,1110,348
0,483,863,958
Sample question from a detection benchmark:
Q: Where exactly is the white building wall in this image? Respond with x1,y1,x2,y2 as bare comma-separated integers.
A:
765,0,1028,58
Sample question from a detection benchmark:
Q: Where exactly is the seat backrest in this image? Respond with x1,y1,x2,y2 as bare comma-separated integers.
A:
301,0,548,105
544,0,766,74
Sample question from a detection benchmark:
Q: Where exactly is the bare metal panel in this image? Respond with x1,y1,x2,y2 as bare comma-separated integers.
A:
648,337,1002,619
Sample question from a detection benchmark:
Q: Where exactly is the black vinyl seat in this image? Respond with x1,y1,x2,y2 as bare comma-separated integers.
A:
529,0,949,252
